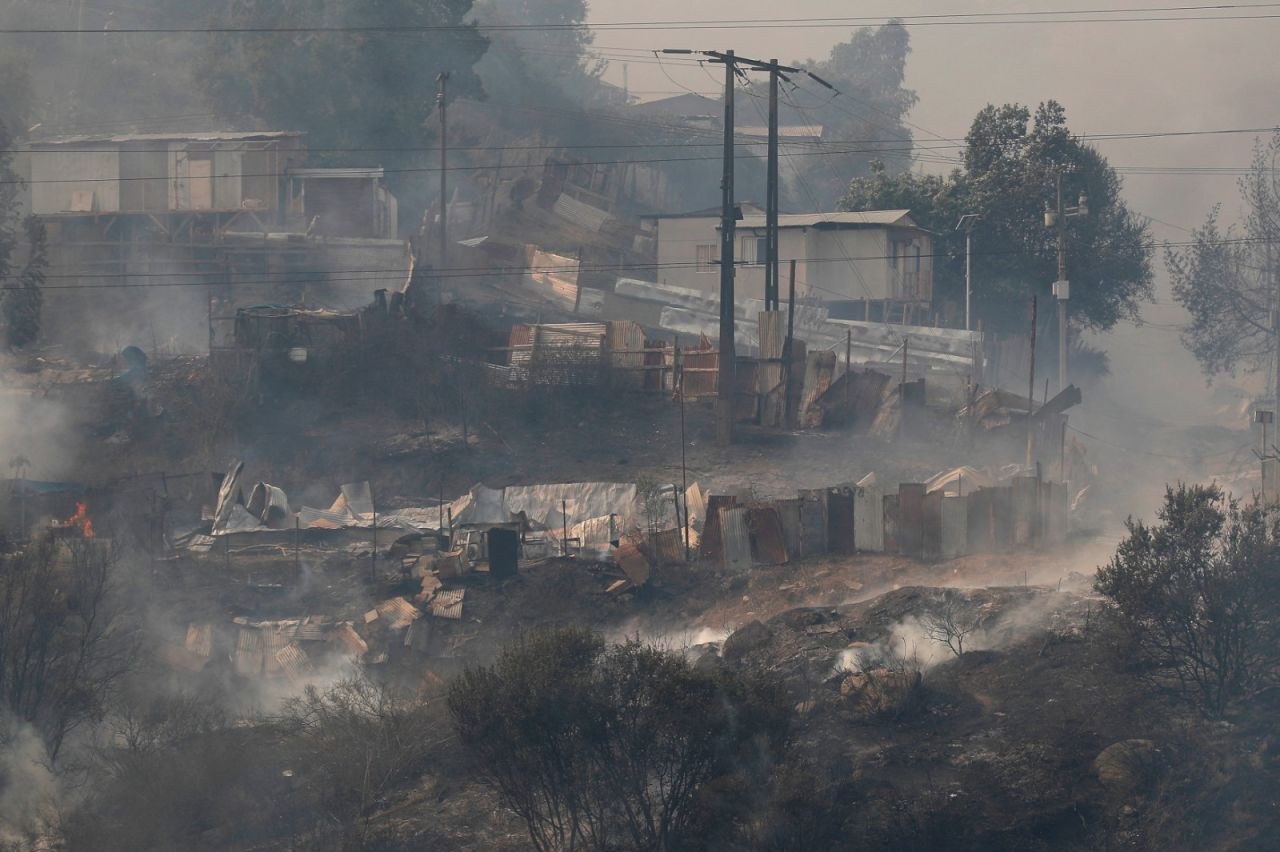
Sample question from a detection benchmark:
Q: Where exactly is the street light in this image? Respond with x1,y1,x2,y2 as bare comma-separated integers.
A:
956,214,981,331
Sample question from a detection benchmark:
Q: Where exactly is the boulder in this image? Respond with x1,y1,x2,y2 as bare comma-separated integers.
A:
722,619,773,662
1093,739,1163,799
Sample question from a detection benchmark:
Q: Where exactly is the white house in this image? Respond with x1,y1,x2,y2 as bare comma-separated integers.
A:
646,207,933,320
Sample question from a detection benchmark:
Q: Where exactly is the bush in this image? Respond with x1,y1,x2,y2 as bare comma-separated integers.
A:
448,627,790,851
1095,483,1280,716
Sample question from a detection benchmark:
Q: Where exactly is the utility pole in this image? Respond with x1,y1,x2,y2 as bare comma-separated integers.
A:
436,72,450,298
957,214,980,331
1047,169,1088,392
662,49,799,445
717,50,737,446
766,59,780,310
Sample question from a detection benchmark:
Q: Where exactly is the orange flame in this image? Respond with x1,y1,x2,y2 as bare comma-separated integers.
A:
64,502,95,538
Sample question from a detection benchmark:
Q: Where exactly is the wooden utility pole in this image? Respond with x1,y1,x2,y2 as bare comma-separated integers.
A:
765,59,780,310
716,51,737,446
659,49,799,444
436,72,450,297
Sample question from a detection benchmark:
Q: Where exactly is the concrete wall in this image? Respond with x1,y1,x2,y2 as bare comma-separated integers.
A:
654,218,930,304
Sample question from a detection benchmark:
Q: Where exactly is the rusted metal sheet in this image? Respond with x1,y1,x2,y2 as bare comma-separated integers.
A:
990,486,1014,551
827,487,856,555
430,589,466,620
853,486,884,552
607,320,646,390
719,507,752,571
941,495,967,559
921,490,943,560
274,643,312,684
799,351,837,427
882,493,899,552
235,628,264,677
758,311,785,426
616,540,652,585
1041,480,1068,547
184,623,213,659
775,498,804,560
648,528,686,564
748,506,788,565
1012,476,1039,547
897,484,926,557
797,489,827,558
680,338,719,399
699,495,738,561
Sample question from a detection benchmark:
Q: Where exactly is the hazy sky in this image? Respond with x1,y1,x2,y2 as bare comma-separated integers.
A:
582,0,1280,422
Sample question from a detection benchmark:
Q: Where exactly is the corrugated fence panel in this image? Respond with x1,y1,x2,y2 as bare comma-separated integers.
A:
941,495,967,559
854,486,884,552
719,507,752,571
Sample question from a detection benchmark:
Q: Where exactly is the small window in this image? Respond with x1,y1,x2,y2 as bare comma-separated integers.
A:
696,244,719,273
740,235,768,265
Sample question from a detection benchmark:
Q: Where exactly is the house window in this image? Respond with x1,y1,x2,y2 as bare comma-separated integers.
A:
740,235,767,265
696,244,719,273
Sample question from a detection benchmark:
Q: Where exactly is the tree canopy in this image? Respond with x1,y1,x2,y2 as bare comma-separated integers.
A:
842,101,1153,335
1167,130,1280,394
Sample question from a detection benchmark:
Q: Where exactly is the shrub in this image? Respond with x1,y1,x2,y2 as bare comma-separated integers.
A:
1095,483,1280,715
448,627,789,851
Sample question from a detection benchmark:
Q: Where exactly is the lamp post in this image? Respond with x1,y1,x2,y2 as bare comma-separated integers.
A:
956,214,981,331
1045,170,1088,391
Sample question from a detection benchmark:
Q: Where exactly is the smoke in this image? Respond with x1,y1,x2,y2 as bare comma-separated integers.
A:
0,713,58,845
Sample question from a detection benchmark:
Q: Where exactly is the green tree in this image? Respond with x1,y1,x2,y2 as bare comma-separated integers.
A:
842,101,1153,335
1167,131,1280,398
1095,483,1280,716
448,627,790,851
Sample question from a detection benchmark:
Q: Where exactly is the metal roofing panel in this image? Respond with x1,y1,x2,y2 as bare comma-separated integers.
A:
274,643,312,683
736,210,915,229
430,589,466,620
375,597,422,631
289,167,383,179
719,507,752,571
35,130,302,146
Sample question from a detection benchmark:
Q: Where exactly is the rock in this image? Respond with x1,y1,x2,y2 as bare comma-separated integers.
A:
722,619,773,662
1094,739,1162,799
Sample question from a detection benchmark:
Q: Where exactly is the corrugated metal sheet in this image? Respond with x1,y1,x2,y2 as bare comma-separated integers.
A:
430,589,466,620
1012,477,1038,547
699,495,738,561
737,210,914,229
607,321,647,389
853,486,884,552
776,498,804,560
184,623,213,658
921,490,943,560
330,622,368,657
374,597,422,631
897,484,926,557
616,540,652,584
827,488,856,555
553,193,612,232
719,507,752,571
941,495,968,559
798,490,827,558
748,506,788,565
235,628,264,677
274,644,311,684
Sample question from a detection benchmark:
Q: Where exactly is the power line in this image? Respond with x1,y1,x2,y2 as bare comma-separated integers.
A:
19,233,1280,290
6,4,1280,33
